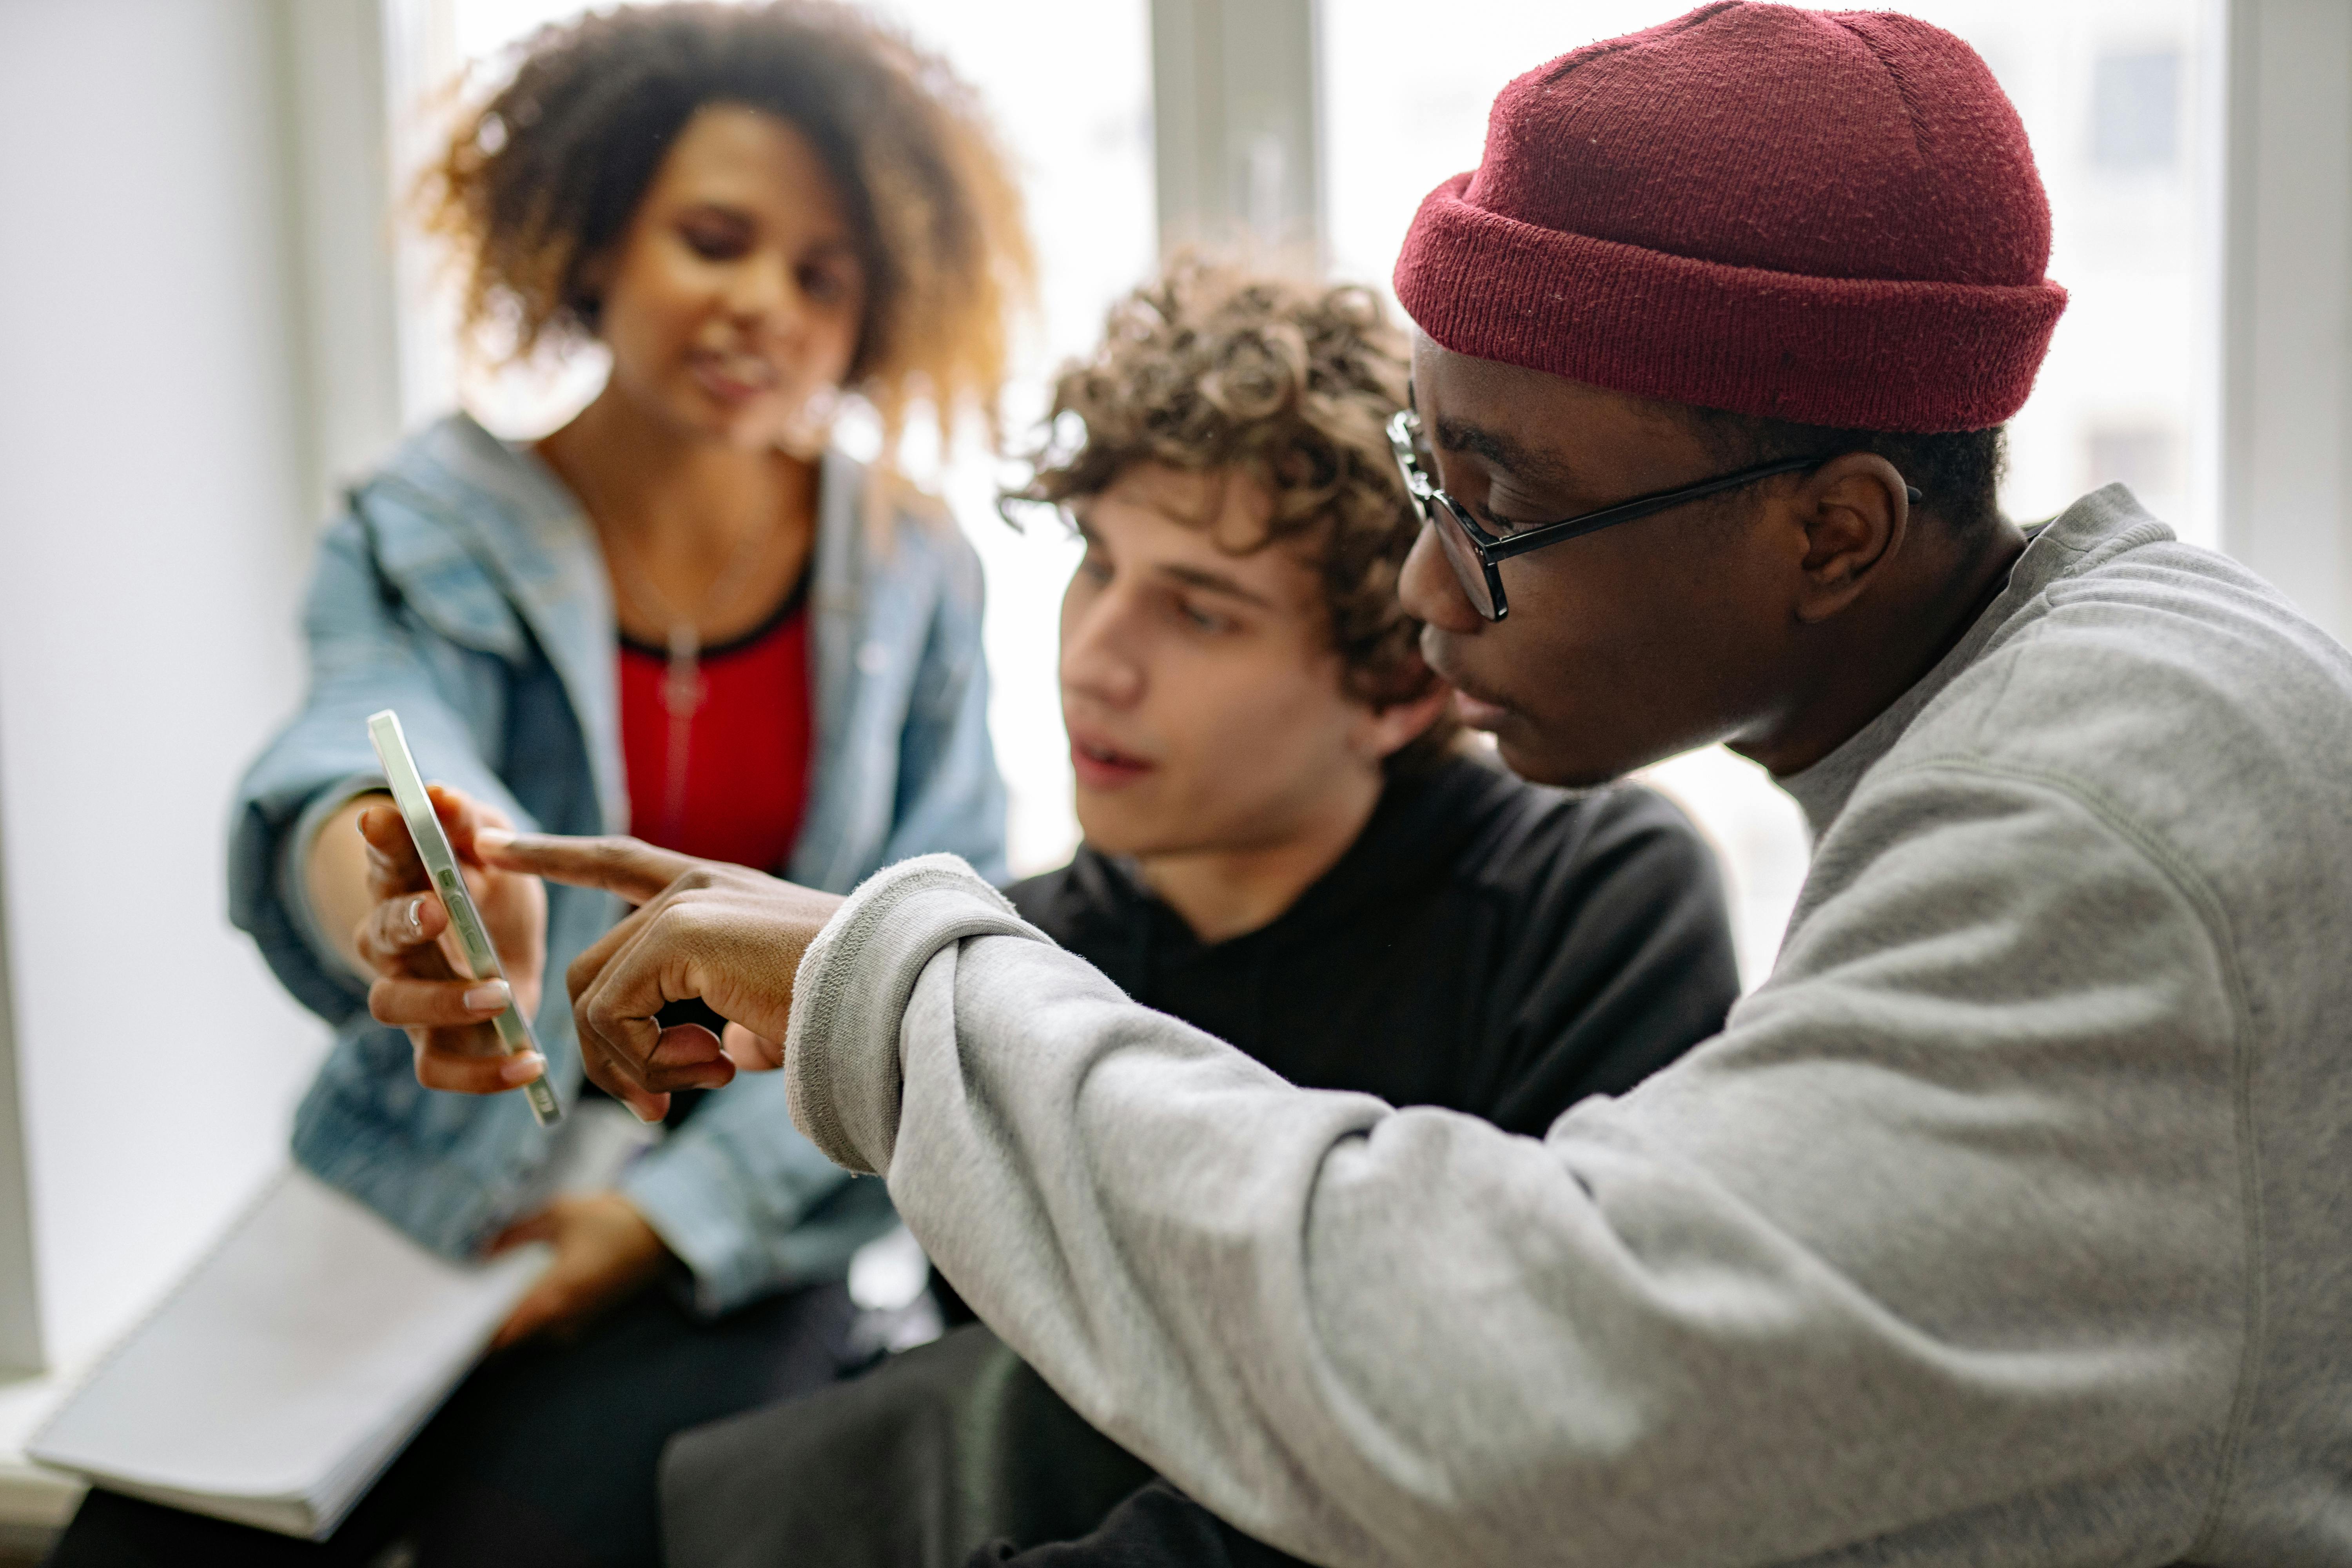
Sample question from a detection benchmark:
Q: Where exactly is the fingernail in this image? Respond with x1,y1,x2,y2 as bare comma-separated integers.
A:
500,1052,545,1084
476,828,514,852
463,980,511,1012
407,896,426,933
629,1100,662,1124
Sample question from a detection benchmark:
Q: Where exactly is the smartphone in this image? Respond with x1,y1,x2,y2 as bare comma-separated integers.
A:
365,710,562,1128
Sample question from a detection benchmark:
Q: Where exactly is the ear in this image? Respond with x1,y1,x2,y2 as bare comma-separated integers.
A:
1355,682,1455,764
1790,452,1911,626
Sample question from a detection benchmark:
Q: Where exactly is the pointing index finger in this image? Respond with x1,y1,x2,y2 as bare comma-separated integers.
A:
475,829,701,905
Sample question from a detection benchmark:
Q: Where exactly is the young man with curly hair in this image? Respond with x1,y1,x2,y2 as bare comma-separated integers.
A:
998,265,1736,1131
652,261,1741,1567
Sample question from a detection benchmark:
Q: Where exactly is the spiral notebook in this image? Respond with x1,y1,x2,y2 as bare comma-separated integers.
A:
27,1105,653,1539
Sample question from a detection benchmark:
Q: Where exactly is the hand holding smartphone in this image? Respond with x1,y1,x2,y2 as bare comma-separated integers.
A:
366,710,562,1127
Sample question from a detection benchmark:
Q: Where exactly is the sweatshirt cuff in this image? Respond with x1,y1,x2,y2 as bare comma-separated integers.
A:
786,853,1035,1175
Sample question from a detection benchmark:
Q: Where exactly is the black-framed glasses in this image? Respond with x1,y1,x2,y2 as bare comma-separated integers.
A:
1387,409,1920,622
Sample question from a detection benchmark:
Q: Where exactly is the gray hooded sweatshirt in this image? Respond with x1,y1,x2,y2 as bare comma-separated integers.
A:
783,488,2352,1567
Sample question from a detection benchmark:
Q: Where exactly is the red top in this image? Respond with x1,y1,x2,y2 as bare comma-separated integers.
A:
617,577,813,871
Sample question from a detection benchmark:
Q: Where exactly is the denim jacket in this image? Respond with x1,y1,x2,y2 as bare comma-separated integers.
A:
229,413,1006,1313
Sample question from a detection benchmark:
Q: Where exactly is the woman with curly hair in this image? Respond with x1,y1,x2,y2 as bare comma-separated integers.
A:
49,6,1030,1565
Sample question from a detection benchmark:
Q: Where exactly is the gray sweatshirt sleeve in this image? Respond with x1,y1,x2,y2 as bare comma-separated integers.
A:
786,765,2254,1568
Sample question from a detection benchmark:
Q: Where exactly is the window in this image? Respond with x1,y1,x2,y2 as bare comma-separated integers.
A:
2092,47,2182,171
2087,424,2184,518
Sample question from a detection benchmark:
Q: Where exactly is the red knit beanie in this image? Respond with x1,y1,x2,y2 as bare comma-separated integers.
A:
1393,2,2066,433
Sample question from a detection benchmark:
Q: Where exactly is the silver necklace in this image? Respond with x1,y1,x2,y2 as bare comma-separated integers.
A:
598,499,778,840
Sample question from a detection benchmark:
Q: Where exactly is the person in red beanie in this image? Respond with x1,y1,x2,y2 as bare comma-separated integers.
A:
465,6,2352,1565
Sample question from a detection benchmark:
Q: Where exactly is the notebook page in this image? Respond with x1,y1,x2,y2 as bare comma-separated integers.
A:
30,1167,546,1510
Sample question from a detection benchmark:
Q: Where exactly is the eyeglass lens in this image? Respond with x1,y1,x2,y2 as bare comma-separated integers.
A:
1429,498,1499,620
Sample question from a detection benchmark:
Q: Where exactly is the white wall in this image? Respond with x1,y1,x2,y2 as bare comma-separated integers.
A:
2221,0,2352,641
0,0,330,1369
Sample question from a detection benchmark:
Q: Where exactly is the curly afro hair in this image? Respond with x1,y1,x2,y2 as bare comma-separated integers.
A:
415,1,1034,457
1007,259,1458,771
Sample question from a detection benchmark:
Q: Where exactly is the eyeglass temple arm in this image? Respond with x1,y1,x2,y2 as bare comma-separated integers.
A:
1483,460,1926,563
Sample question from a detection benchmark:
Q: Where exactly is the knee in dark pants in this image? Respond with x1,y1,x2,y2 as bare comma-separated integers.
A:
965,1481,1312,1568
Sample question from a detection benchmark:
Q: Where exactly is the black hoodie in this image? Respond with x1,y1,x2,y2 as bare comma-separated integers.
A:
1005,750,1740,1136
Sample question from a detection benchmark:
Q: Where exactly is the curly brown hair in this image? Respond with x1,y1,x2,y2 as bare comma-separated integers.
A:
1007,260,1457,770
414,1,1033,457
